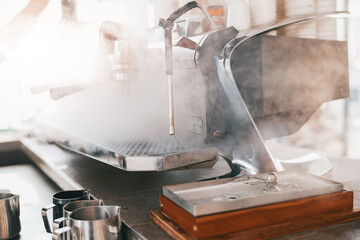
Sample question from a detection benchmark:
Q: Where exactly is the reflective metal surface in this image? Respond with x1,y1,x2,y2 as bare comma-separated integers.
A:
0,193,21,240
54,136,219,171
53,200,104,240
64,200,104,219
163,170,344,216
53,206,122,240
42,189,90,233
206,11,349,174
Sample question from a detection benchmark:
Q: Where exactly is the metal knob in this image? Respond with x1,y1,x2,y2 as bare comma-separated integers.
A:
263,172,281,192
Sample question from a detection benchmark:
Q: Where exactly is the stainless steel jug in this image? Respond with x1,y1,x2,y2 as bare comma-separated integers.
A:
53,206,122,240
42,189,90,233
53,199,104,240
0,193,20,240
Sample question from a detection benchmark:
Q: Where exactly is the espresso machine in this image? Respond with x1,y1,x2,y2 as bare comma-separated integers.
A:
33,1,349,178
26,1,355,239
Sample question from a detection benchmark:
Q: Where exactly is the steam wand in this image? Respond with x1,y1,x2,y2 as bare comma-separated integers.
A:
159,18,175,135
159,1,215,135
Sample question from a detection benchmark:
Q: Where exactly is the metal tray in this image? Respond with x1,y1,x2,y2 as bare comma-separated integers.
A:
33,127,219,172
163,170,344,216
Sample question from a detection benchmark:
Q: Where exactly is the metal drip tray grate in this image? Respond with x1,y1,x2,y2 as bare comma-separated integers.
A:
51,134,219,171
102,137,204,156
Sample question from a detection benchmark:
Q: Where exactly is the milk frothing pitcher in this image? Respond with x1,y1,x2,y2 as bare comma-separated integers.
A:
0,192,21,240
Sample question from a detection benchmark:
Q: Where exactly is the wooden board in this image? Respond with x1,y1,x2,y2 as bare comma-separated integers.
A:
160,191,354,239
148,191,360,240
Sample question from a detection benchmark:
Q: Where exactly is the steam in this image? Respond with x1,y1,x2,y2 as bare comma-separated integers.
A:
38,41,208,155
24,24,204,155
0,1,349,164
0,0,204,156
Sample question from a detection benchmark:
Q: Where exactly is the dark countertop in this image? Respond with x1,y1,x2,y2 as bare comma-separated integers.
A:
1,135,360,239
0,164,61,240
20,137,231,239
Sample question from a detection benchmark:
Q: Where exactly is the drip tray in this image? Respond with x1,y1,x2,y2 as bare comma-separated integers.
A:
54,137,219,171
163,170,344,216
34,126,219,171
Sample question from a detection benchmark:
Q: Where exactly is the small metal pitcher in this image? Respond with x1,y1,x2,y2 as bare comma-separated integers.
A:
42,189,90,233
52,206,122,240
53,199,104,240
0,193,21,240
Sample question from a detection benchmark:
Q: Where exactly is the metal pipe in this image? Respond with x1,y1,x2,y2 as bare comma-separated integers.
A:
159,1,216,135
164,27,175,135
168,75,175,135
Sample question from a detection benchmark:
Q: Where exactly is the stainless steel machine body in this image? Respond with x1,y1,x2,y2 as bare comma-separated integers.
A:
35,10,349,175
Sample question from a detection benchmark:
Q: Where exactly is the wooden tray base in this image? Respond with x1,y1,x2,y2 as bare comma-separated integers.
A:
149,191,360,240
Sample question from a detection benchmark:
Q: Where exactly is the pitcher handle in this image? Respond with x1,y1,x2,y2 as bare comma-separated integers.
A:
42,203,56,233
53,217,68,232
52,226,71,240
